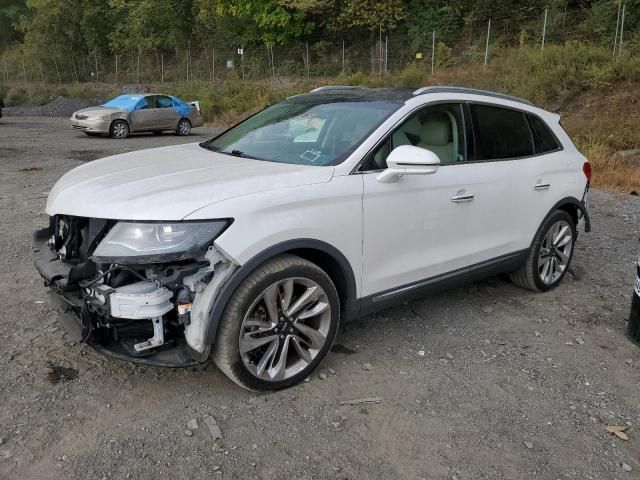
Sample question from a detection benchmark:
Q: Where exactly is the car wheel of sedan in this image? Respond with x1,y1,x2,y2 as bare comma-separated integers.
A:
510,210,576,292
176,118,191,136
213,254,340,391
109,120,129,139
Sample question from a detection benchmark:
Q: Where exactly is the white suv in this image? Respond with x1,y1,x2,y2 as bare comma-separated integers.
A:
34,86,591,390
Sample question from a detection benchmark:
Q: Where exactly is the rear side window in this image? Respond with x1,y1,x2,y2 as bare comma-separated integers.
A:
470,104,534,160
527,114,560,153
157,96,173,108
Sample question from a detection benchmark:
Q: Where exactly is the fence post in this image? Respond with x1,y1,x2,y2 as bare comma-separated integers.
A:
484,19,491,66
54,57,61,85
161,53,164,84
613,0,622,56
137,51,140,84
39,62,44,84
22,59,27,82
541,8,548,51
95,52,99,83
385,35,388,72
212,47,215,83
342,40,345,74
3,55,7,82
305,42,310,79
619,3,626,55
70,56,78,83
115,54,118,85
431,30,435,75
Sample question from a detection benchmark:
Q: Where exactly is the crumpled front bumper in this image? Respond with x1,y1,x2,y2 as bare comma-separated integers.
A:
32,228,204,367
70,117,110,133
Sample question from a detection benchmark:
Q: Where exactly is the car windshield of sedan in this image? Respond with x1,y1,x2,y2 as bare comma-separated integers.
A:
203,97,401,166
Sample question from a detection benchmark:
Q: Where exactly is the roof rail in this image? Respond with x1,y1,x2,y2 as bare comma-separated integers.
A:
310,85,366,92
412,86,533,106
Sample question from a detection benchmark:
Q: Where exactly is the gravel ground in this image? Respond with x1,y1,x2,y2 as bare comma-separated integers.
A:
0,116,639,480
3,96,103,118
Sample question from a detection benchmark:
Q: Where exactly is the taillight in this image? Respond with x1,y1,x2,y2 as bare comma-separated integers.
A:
583,161,592,182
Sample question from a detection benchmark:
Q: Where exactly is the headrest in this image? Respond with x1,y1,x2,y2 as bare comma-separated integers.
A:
421,113,451,146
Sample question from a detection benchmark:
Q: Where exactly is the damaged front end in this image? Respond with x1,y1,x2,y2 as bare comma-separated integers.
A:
33,215,235,367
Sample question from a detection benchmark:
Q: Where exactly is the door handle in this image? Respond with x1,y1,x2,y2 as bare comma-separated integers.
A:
534,182,551,190
450,193,474,202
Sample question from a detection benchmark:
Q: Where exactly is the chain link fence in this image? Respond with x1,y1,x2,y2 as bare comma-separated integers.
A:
1,6,637,86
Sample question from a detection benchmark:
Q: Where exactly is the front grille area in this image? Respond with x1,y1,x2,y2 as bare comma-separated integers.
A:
49,215,110,262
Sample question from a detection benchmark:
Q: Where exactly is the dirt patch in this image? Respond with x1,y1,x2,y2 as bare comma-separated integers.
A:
66,150,106,162
46,364,79,384
330,343,358,354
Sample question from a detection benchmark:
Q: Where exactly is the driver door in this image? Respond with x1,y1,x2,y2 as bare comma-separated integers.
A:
360,103,517,298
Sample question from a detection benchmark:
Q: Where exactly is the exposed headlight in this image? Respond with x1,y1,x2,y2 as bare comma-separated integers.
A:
91,220,230,263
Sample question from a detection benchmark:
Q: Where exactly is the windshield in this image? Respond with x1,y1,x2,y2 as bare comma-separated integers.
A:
203,97,400,166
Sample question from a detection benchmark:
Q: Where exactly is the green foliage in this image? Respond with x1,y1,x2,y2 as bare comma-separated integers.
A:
398,62,425,88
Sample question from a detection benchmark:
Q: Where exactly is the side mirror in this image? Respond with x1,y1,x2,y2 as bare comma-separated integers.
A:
376,145,441,183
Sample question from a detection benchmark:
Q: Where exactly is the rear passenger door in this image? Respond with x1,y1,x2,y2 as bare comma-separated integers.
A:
156,95,178,129
467,103,542,253
515,112,572,248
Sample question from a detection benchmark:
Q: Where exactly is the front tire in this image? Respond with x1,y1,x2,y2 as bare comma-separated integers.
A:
213,254,340,391
109,120,129,139
510,210,576,292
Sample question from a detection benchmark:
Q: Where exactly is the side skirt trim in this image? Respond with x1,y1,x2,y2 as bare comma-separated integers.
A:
359,249,529,317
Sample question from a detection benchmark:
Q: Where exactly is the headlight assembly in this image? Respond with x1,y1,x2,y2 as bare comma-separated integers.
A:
91,220,230,263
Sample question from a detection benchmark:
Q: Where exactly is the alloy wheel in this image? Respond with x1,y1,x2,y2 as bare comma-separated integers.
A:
112,121,128,138
538,219,573,285
178,119,191,135
239,277,332,381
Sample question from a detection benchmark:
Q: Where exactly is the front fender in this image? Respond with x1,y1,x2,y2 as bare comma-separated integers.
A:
201,239,358,348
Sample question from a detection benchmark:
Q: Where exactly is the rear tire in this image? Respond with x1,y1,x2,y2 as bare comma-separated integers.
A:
510,210,576,292
109,120,129,139
176,118,191,136
213,254,340,391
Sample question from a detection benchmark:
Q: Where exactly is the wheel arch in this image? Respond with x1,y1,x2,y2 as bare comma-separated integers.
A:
204,239,359,346
543,196,591,236
110,117,131,133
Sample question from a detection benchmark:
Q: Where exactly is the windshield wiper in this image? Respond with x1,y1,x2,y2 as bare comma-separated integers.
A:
220,149,264,160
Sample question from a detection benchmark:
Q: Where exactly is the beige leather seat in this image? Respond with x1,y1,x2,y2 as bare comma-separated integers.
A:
418,112,455,164
391,110,456,164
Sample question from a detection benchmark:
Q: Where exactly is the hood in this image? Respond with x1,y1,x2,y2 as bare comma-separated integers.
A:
73,106,121,117
46,143,334,220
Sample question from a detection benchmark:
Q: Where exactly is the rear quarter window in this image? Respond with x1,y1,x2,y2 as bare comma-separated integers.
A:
527,114,561,153
470,104,534,160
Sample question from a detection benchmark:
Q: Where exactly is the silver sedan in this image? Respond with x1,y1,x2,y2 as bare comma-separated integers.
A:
70,93,203,139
